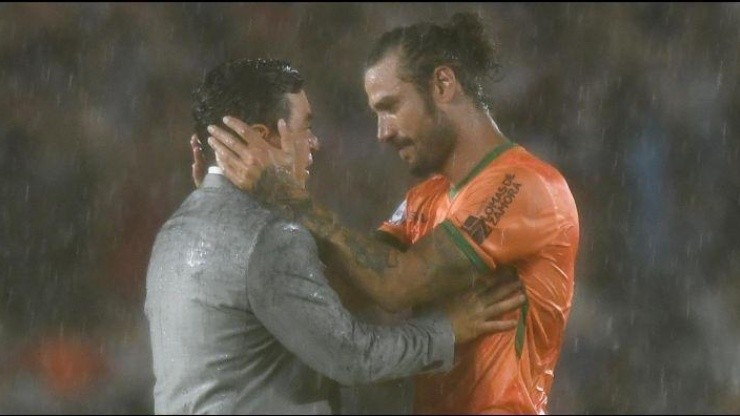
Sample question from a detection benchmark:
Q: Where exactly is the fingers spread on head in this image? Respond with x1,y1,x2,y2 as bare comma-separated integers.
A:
222,116,249,136
210,139,240,174
223,116,272,150
208,125,239,148
215,150,240,181
214,145,260,191
208,136,239,159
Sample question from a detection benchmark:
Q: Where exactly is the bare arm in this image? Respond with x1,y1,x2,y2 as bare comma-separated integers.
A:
292,196,483,312
205,118,506,312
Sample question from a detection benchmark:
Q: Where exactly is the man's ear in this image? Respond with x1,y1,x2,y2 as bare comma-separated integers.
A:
430,65,458,105
247,123,281,148
249,124,270,140
254,123,282,149
236,123,279,149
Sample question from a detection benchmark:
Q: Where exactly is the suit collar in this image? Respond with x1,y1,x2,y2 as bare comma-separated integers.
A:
202,173,237,190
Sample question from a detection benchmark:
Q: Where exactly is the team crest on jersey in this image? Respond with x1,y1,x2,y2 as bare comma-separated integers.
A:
388,199,407,225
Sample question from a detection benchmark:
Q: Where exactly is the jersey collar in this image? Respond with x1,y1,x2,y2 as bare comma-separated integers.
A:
448,140,517,199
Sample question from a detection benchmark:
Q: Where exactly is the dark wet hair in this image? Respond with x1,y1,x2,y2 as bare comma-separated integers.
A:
192,58,304,165
366,12,500,111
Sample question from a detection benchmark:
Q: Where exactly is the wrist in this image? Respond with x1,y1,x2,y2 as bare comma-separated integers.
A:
295,203,342,243
255,167,305,203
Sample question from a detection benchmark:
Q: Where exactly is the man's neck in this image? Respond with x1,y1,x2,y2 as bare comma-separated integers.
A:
441,111,509,185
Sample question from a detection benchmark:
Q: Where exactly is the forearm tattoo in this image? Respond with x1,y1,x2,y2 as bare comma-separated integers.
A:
343,230,399,274
297,205,396,272
253,166,402,286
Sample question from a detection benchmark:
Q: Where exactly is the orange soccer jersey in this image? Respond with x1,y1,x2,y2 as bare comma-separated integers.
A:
378,141,580,414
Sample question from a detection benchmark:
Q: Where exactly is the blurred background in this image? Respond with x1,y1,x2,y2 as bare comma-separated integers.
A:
0,2,738,413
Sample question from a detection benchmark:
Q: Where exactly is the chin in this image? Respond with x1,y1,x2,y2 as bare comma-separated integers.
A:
409,157,445,178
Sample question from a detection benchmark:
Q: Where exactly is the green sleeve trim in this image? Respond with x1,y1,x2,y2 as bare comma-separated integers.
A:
448,140,517,199
515,299,529,358
439,220,491,275
440,218,528,358
373,229,410,252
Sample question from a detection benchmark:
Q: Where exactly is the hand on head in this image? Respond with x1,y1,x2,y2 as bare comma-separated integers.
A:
188,116,310,199
190,135,206,188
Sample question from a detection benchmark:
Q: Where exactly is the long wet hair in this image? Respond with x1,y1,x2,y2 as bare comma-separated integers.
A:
366,12,501,111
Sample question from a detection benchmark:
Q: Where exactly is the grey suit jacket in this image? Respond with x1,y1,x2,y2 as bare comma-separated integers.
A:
144,174,454,414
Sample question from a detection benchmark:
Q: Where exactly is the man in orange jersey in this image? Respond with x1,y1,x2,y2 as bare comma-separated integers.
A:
202,12,579,414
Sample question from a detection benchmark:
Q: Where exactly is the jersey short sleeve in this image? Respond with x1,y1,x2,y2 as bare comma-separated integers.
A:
376,199,412,251
441,166,565,273
376,175,450,251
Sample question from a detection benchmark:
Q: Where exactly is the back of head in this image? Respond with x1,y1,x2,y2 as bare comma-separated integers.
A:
366,12,500,111
192,58,304,165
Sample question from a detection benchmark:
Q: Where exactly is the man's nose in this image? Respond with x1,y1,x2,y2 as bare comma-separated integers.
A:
308,134,320,152
377,115,395,143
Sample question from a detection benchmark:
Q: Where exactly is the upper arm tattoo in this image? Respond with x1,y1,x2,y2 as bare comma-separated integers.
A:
410,226,482,293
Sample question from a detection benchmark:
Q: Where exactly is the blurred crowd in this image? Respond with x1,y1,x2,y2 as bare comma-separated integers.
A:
0,3,738,413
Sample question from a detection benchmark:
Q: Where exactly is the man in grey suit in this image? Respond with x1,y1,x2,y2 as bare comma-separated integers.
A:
145,58,524,414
